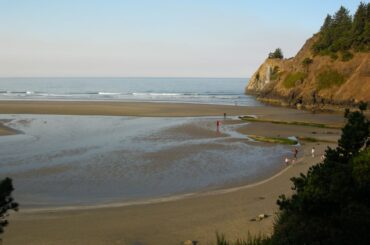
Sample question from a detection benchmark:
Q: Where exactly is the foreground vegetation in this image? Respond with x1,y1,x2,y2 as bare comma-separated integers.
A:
0,177,18,239
215,232,268,245
216,103,370,244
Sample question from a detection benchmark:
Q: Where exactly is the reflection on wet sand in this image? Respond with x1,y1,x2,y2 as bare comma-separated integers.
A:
0,115,289,207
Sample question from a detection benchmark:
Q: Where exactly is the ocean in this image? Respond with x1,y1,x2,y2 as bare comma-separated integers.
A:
0,77,260,106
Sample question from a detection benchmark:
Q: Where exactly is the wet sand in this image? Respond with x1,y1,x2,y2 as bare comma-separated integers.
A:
0,115,291,207
0,100,344,120
1,101,343,245
4,145,333,245
0,120,19,136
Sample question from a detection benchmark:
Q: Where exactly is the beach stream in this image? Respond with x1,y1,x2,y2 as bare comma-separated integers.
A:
0,115,290,208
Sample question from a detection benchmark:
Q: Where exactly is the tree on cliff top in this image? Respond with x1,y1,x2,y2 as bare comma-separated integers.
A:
0,177,18,235
331,6,353,51
313,2,370,54
268,48,283,59
352,2,369,50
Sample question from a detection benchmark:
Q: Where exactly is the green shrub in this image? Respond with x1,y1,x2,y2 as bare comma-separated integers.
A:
330,52,338,60
270,66,280,80
283,72,306,88
302,57,313,66
341,50,353,61
316,69,346,90
302,58,313,72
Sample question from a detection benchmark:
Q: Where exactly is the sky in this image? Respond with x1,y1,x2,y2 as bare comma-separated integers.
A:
0,0,365,77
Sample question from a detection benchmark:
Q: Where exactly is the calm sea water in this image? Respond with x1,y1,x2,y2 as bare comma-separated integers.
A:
0,77,259,106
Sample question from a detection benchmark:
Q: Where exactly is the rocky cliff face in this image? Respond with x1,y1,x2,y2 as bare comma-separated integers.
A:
246,35,370,111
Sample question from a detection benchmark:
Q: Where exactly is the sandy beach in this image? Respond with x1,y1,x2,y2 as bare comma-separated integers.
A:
0,100,346,122
0,101,343,245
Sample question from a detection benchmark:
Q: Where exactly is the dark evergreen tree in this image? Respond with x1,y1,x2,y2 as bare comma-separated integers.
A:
321,14,333,32
330,6,352,52
362,2,370,51
270,104,370,244
312,3,370,55
352,2,367,50
268,48,283,59
0,177,18,235
338,103,370,157
313,14,333,53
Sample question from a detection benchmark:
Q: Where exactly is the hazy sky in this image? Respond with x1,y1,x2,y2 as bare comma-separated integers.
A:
0,0,365,77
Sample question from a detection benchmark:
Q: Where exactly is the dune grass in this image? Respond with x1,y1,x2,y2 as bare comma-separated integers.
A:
215,232,270,245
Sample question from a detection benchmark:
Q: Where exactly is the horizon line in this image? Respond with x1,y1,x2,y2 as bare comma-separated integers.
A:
0,76,250,79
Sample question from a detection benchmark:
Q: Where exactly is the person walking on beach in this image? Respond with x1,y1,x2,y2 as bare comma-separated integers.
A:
216,120,221,132
223,112,226,119
311,147,315,158
285,157,289,166
293,147,298,159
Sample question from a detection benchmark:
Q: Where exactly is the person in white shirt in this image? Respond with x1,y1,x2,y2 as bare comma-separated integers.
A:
311,147,315,158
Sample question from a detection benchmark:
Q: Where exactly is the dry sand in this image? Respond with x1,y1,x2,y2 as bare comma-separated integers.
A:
0,101,343,245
